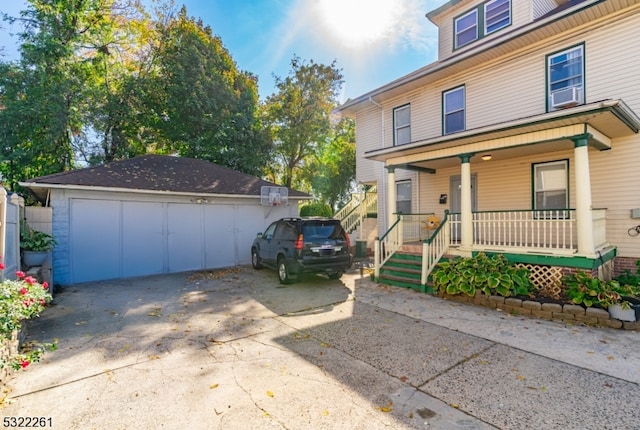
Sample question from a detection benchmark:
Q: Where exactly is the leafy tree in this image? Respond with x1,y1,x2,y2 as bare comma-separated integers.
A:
0,0,116,188
305,117,356,211
0,1,270,181
147,7,270,176
263,56,343,189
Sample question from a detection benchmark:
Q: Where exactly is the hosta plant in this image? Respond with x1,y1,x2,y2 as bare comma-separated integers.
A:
565,270,640,309
431,252,534,298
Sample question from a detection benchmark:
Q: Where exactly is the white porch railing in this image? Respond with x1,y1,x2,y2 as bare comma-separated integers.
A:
374,216,402,280
448,209,607,254
334,187,377,234
376,209,608,288
421,215,450,285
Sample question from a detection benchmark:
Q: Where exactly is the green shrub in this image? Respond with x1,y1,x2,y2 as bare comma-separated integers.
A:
431,252,534,298
614,259,640,287
299,202,333,217
564,271,625,309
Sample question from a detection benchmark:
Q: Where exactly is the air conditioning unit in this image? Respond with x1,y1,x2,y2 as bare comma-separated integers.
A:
551,87,581,109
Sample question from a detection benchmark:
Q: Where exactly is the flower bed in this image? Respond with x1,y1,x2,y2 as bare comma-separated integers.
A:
0,261,56,393
430,253,640,330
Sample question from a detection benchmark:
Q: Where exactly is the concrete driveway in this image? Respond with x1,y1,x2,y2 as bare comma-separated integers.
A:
2,266,639,429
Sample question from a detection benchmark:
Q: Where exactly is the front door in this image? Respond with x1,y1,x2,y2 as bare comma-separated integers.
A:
450,174,478,241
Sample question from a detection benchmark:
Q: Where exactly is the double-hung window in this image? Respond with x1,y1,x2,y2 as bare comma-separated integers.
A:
455,10,478,48
455,0,511,49
547,45,584,110
443,86,465,135
485,0,511,34
533,160,568,212
393,104,411,146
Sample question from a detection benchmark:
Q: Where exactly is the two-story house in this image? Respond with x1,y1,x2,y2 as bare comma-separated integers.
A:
336,0,640,290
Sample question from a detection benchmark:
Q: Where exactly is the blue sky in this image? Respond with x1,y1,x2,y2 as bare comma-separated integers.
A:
0,0,448,102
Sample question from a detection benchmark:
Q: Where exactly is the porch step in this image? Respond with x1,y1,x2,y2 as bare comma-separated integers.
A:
379,252,433,292
378,252,455,293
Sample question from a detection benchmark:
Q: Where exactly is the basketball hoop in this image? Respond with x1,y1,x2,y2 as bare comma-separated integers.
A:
261,186,288,207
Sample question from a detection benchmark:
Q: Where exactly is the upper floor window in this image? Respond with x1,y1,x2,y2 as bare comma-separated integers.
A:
533,160,568,211
394,104,411,146
455,0,511,49
547,45,584,110
443,86,465,135
455,10,478,48
485,0,511,34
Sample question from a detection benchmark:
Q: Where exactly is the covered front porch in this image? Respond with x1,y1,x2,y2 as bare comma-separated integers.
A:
368,100,640,289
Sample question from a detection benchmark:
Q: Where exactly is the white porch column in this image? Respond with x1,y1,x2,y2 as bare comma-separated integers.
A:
460,154,473,250
386,166,396,228
573,135,595,255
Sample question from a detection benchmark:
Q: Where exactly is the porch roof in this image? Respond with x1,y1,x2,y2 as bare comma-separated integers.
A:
364,99,640,171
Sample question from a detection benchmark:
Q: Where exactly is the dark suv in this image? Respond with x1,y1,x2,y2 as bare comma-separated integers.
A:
251,217,353,283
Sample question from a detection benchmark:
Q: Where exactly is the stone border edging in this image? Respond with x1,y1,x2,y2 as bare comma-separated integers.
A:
438,291,640,330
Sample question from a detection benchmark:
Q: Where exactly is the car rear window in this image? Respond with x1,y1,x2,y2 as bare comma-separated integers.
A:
302,222,343,239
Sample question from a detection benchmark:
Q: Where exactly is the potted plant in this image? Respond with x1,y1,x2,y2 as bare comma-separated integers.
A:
608,284,640,322
20,227,56,267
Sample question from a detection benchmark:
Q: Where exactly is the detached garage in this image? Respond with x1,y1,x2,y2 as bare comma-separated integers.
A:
20,155,309,285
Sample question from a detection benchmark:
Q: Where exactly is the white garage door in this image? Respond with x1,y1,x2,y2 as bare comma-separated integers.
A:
69,199,260,283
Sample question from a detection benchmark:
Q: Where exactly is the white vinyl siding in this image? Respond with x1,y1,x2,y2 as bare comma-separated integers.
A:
353,11,640,258
355,107,385,183
454,1,511,50
532,0,560,20
434,1,531,60
358,13,640,149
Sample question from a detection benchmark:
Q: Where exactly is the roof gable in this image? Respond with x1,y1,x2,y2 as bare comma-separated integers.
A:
21,154,308,198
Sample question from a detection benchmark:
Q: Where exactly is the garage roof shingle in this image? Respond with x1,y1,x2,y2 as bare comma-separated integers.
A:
23,154,308,197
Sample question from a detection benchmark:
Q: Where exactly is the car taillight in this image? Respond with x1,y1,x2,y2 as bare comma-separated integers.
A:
345,232,350,249
294,234,304,250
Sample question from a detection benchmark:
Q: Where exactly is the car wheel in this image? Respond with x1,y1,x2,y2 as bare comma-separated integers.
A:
251,248,263,269
277,257,291,284
328,271,343,280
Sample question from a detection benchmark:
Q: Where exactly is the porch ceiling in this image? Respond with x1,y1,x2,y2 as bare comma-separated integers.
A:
365,100,640,171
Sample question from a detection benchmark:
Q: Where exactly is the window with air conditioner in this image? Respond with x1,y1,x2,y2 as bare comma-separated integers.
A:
393,104,411,146
548,45,584,110
443,86,465,135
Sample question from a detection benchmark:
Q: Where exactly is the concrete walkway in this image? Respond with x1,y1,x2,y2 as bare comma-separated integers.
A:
2,266,638,429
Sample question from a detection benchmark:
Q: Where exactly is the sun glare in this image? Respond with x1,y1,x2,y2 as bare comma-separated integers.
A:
316,0,399,49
